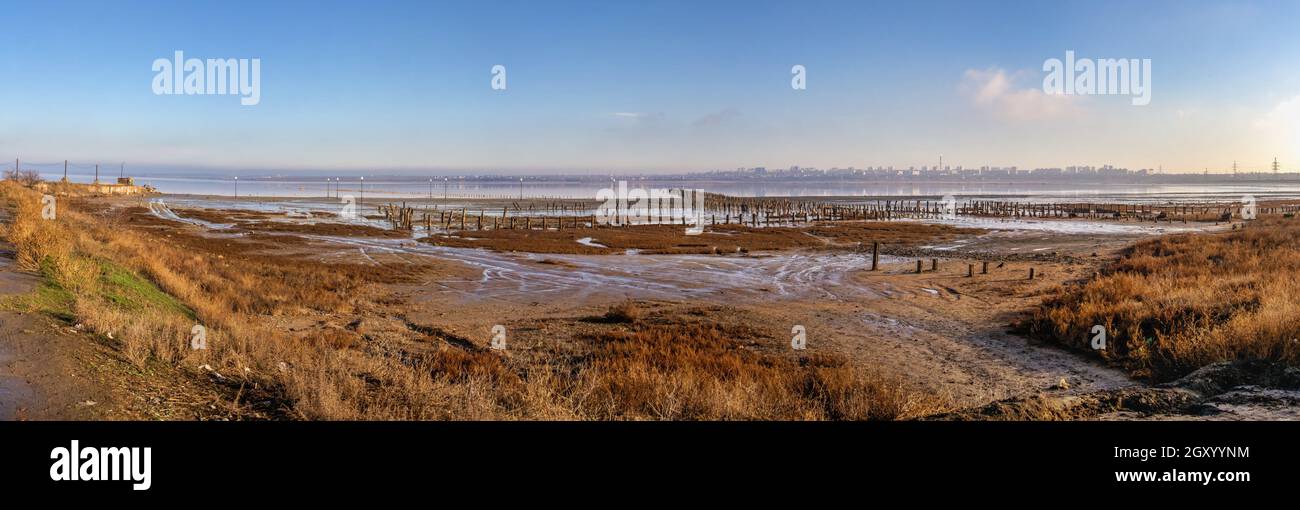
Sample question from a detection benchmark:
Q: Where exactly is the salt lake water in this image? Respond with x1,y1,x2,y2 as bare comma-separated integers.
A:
37,170,1300,204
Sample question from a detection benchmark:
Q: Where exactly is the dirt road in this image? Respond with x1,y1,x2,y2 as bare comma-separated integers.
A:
0,219,115,420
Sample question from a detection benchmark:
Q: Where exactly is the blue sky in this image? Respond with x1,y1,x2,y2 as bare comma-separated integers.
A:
3,0,1299,175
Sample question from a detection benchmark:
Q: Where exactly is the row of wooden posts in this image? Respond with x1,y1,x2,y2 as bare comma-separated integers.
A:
914,258,1035,280
380,205,1050,280
856,241,1037,281
374,197,1288,232
380,202,607,231
712,197,1292,224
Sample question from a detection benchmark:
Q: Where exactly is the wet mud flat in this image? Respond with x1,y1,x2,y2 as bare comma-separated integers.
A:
931,360,1300,421
115,196,1291,419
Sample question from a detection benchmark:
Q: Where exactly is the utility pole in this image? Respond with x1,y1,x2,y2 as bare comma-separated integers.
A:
63,160,68,182
94,164,99,184
234,176,238,199
359,176,364,208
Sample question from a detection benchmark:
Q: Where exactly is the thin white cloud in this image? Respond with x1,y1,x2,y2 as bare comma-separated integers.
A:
960,67,1079,121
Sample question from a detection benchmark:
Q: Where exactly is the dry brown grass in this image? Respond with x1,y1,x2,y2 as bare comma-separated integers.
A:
1024,218,1300,381
602,300,642,323
0,180,940,420
572,322,934,420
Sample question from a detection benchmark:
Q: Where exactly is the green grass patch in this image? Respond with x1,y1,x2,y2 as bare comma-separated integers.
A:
0,280,76,322
96,261,194,319
9,255,195,323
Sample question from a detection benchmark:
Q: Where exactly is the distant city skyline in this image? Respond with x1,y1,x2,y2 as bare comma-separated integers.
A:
4,0,1300,174
15,157,1298,181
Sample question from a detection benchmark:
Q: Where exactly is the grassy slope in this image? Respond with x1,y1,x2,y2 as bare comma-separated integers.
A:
10,257,194,323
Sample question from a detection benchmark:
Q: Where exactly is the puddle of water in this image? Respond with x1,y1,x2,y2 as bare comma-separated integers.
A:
148,201,234,229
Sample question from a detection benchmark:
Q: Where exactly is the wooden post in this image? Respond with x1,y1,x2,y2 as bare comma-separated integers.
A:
916,260,923,274
981,261,988,274
931,258,938,271
871,242,879,271
1028,268,1035,280
968,263,974,277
